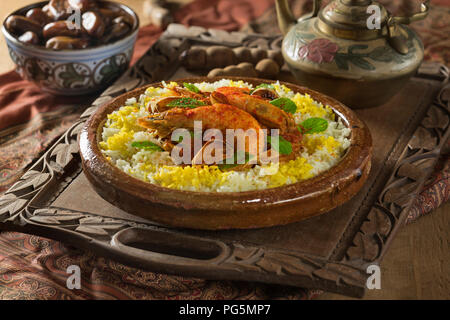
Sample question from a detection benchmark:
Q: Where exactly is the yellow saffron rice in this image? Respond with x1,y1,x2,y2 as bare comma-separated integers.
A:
99,80,351,192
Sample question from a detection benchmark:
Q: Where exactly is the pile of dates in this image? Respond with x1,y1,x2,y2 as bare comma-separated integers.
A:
5,0,134,50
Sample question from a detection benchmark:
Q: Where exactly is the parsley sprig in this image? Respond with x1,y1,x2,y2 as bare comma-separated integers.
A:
131,141,164,151
166,97,206,108
183,82,200,93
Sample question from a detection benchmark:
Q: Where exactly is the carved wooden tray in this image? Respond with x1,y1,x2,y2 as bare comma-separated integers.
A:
1,24,449,298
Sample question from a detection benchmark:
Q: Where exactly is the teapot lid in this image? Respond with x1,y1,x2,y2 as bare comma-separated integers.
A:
318,0,389,40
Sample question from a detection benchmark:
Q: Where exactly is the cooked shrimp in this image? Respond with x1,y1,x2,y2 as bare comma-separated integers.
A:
138,103,264,157
210,86,297,135
170,86,211,102
149,87,210,113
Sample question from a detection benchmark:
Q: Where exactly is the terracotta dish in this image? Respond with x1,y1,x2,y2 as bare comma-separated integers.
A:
79,77,372,230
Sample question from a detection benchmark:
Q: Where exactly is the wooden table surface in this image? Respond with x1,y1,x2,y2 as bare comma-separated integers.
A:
0,0,448,300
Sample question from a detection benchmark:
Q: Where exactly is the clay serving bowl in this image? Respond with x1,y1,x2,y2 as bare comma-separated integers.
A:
79,77,372,230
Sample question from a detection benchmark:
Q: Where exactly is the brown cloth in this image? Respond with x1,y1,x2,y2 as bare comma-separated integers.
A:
0,0,448,299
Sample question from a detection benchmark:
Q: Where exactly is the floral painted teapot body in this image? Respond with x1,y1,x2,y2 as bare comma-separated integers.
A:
276,0,429,108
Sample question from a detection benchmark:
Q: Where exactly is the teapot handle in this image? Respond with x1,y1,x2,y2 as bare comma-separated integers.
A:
276,0,321,35
300,0,322,21
391,0,429,25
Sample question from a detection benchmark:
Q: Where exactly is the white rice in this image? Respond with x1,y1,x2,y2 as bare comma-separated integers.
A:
99,79,351,192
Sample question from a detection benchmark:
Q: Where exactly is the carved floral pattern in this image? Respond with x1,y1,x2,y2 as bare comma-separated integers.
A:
344,66,450,263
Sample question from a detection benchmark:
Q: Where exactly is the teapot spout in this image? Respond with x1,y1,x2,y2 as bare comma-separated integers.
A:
275,0,297,35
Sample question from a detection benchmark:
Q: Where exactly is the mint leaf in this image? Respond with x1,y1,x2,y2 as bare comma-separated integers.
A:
299,117,328,134
270,97,297,114
183,82,200,93
267,135,292,155
131,141,163,151
166,97,206,108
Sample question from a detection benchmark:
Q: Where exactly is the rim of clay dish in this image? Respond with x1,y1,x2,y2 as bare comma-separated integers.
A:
1,0,139,55
80,76,373,214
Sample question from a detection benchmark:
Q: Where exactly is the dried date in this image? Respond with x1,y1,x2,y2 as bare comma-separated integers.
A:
45,36,89,49
81,11,105,38
43,21,81,39
25,8,50,26
5,15,42,36
18,31,40,45
47,0,71,21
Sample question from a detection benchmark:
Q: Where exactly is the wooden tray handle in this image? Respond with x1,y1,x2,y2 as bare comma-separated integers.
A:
111,227,230,266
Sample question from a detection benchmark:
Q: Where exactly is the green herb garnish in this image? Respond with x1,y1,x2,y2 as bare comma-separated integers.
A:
267,135,292,155
183,82,200,93
131,141,164,151
250,83,275,94
218,151,254,170
299,117,328,134
172,131,195,143
166,97,206,108
270,97,297,114
256,83,275,90
173,135,184,143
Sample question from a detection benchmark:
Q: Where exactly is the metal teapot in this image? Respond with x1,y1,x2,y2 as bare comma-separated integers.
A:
275,0,429,108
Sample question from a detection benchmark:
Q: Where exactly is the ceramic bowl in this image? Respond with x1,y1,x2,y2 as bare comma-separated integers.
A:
79,77,373,230
1,1,139,96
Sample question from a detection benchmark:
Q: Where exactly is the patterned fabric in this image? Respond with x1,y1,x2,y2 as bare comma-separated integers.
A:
406,142,450,224
0,0,448,300
0,231,318,300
